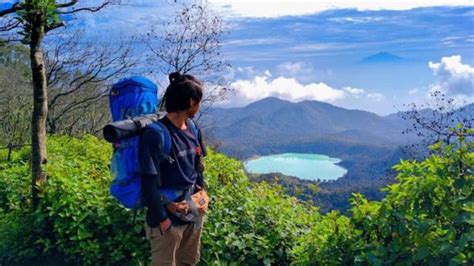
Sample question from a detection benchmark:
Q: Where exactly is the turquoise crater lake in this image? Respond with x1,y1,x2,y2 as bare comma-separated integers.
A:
244,153,347,181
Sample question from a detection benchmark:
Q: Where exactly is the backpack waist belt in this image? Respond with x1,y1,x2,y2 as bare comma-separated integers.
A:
159,185,206,229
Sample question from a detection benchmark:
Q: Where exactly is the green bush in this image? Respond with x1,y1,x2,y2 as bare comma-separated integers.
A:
1,133,471,265
0,144,39,264
0,209,38,264
0,135,148,265
1,135,318,265
293,132,473,265
201,149,320,264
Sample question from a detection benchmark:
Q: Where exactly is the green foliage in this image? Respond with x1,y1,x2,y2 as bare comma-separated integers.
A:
0,135,148,265
201,149,320,264
0,209,38,263
16,0,62,44
1,135,319,265
1,130,472,264
0,148,37,262
292,211,359,265
294,129,473,264
36,136,148,264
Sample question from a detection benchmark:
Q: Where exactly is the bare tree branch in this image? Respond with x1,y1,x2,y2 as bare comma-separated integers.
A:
0,45,32,145
400,89,474,159
44,28,136,134
0,3,22,17
144,2,232,109
55,0,79,8
56,1,113,14
45,22,65,33
0,17,20,32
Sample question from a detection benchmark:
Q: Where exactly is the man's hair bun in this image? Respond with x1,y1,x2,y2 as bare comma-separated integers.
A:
169,72,182,84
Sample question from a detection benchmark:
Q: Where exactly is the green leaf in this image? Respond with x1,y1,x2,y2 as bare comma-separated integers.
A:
450,252,467,264
414,246,431,261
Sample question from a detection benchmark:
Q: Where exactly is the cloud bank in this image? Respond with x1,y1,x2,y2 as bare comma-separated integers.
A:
209,0,474,18
218,70,385,108
428,55,474,96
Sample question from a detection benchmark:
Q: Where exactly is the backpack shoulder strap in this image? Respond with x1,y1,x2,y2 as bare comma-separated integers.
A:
188,119,199,139
147,121,172,159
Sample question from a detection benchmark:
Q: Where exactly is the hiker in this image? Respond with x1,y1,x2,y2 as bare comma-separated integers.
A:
139,72,208,265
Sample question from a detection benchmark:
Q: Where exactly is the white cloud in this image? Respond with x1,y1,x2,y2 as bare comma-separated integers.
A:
223,74,344,106
440,36,470,47
278,62,303,74
225,37,285,46
343,87,366,98
290,43,358,52
329,16,385,23
344,87,366,95
209,0,474,18
277,61,314,77
236,66,256,74
68,0,171,39
409,88,419,95
428,55,474,96
367,93,385,102
442,36,463,41
425,84,474,107
217,72,386,108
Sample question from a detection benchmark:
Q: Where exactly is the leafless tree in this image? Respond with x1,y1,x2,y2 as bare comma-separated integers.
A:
0,30,136,142
0,15,21,43
45,29,137,135
0,44,31,146
144,1,232,112
0,0,123,209
399,89,473,159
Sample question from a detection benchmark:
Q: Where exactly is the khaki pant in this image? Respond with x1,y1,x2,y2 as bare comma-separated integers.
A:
144,221,203,266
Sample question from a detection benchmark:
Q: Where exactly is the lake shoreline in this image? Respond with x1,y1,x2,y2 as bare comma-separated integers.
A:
243,152,348,181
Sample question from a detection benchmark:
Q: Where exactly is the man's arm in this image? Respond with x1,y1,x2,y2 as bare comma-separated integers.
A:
139,128,171,231
197,127,207,157
196,127,206,188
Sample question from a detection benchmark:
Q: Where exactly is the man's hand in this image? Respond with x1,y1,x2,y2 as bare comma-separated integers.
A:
193,187,209,214
159,218,172,234
198,159,205,172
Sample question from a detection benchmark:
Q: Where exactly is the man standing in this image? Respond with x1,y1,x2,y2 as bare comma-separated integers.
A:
139,72,207,265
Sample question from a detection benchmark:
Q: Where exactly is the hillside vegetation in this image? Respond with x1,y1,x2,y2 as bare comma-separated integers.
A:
0,133,472,265
203,97,410,213
203,97,473,214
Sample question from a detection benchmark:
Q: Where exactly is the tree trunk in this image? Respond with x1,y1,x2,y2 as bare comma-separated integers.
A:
30,12,48,210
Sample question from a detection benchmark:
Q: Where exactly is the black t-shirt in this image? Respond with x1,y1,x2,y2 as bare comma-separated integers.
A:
160,116,203,188
139,117,205,187
138,117,206,227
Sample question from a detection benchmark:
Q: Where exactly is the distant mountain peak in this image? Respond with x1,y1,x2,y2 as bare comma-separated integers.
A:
361,52,403,64
245,96,291,107
258,96,289,103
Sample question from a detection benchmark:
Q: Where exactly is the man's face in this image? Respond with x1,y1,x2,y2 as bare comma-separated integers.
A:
187,99,201,118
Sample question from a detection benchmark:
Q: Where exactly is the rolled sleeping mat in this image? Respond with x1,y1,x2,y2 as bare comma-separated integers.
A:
103,113,161,143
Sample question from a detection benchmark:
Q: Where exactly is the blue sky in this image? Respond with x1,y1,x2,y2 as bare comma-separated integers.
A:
1,0,473,115
217,4,474,114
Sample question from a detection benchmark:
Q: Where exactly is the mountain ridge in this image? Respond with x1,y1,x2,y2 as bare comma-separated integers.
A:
201,96,472,212
202,96,412,159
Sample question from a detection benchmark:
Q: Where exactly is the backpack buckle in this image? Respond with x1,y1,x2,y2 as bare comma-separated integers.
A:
164,154,174,164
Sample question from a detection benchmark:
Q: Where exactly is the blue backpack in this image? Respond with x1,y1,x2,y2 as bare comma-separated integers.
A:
108,76,200,210
109,76,158,209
